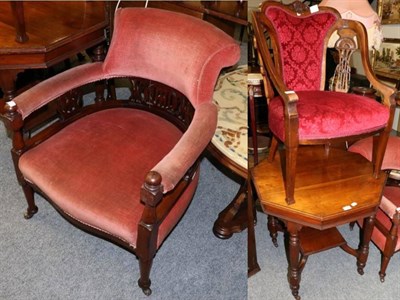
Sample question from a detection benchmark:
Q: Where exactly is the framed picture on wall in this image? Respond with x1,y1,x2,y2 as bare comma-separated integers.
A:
373,38,400,83
377,0,400,24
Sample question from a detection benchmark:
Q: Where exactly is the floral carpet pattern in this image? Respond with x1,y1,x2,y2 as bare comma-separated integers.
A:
212,65,247,170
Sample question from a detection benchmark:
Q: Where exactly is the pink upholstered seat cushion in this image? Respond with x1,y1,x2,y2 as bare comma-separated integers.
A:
19,108,197,249
348,136,400,171
370,187,400,252
268,91,389,141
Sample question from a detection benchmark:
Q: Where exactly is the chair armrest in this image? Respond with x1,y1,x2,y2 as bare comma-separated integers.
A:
380,196,400,219
380,186,400,219
152,101,218,193
348,20,397,107
5,62,105,120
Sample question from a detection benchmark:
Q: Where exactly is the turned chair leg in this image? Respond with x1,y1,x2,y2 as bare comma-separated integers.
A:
22,183,38,219
373,131,390,178
349,221,356,231
138,257,154,296
268,136,278,162
267,215,279,247
379,255,392,282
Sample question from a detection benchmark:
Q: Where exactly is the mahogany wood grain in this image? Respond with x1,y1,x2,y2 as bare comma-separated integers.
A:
0,1,108,100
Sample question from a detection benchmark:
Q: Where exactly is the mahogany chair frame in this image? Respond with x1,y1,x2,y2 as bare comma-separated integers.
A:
252,1,396,204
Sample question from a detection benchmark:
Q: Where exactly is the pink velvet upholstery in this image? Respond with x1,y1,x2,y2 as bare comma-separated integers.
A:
269,91,390,141
19,108,196,248
11,8,240,119
104,8,240,108
265,6,337,91
348,136,400,171
10,7,240,194
366,186,400,252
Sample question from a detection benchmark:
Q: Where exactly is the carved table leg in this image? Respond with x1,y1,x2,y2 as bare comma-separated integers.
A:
213,179,248,239
0,69,23,103
357,215,375,275
286,222,302,300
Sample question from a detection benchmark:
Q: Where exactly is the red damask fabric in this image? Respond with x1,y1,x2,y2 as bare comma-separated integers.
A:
268,91,389,141
265,7,337,91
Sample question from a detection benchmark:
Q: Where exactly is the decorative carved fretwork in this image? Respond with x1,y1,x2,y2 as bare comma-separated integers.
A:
128,77,194,130
56,88,83,120
330,27,357,93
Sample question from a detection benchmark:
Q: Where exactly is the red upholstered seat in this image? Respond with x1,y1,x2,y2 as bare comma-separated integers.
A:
19,108,197,248
269,91,389,141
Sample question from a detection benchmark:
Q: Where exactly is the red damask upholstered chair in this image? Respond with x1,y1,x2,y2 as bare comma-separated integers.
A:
0,8,240,295
349,136,400,282
252,1,396,204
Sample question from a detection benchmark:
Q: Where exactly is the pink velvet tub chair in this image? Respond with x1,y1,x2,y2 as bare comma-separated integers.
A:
0,8,240,295
252,0,396,204
349,136,400,282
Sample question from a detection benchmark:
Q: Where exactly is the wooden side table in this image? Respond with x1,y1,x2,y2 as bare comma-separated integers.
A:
250,146,387,299
0,2,108,104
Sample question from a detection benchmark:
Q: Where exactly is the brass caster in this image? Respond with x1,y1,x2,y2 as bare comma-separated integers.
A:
142,287,152,296
24,206,38,219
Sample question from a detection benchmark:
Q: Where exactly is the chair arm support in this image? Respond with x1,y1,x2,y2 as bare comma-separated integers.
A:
152,101,218,193
380,194,400,220
348,20,397,108
5,62,106,120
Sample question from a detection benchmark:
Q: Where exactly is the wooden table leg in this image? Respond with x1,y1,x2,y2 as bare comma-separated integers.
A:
357,215,375,275
213,179,248,239
0,69,22,103
247,177,260,277
286,222,302,300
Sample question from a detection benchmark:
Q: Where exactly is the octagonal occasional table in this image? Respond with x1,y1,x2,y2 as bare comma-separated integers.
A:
250,146,387,300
